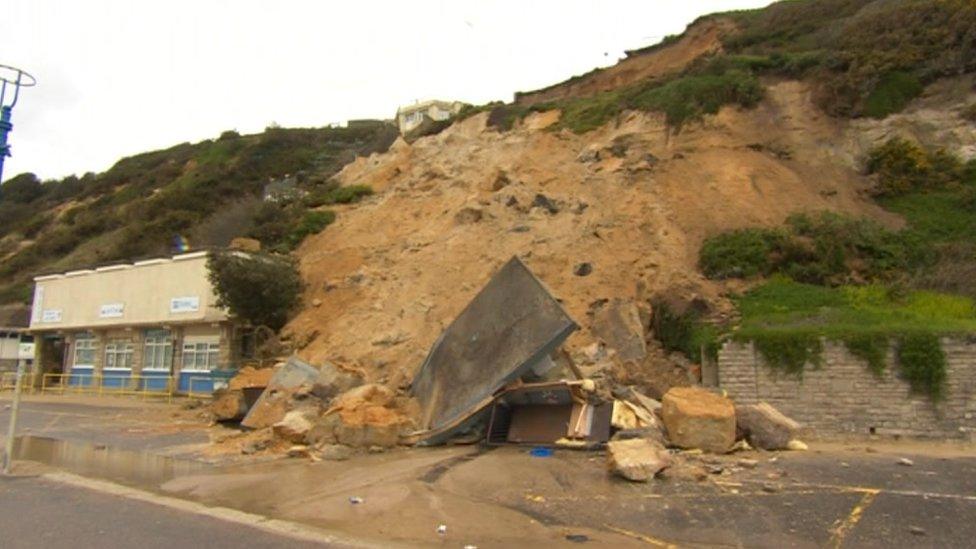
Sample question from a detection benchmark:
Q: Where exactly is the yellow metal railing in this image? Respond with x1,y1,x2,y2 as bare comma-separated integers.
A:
39,373,176,402
0,372,17,391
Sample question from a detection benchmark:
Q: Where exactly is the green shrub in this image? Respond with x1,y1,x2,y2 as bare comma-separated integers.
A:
651,301,720,364
720,0,976,117
897,333,947,400
629,70,763,128
1,173,44,203
699,212,928,285
207,251,303,331
305,184,373,207
283,210,336,250
863,72,924,119
841,333,888,377
751,332,823,377
699,228,779,279
867,138,935,197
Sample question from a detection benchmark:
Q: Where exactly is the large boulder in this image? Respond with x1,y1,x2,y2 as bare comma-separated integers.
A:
591,298,647,362
310,362,363,401
273,408,318,444
735,402,801,450
241,357,319,429
607,438,671,482
228,366,274,391
316,384,412,448
661,387,735,453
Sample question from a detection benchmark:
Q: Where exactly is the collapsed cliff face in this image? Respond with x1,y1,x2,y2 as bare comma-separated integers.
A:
514,17,736,106
284,79,897,389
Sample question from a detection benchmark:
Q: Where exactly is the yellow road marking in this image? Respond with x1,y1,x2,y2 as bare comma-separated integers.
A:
827,488,880,549
605,524,679,548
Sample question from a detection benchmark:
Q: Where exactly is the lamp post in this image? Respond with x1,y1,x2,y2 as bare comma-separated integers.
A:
0,64,36,197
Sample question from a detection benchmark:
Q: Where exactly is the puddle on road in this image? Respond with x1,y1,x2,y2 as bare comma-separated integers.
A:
13,435,210,488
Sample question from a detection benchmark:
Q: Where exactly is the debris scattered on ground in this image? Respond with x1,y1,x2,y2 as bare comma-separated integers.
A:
607,438,671,482
530,447,554,458
898,457,915,466
349,496,364,505
787,440,809,451
661,387,736,453
909,526,926,536
436,524,448,535
735,401,801,450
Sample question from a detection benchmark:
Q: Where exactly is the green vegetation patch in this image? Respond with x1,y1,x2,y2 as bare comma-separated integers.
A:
897,333,948,400
863,72,924,119
699,212,928,286
541,68,763,133
305,184,374,207
719,0,976,117
651,301,720,364
732,277,971,394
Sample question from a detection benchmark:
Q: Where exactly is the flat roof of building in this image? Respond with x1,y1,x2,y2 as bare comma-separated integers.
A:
33,251,211,282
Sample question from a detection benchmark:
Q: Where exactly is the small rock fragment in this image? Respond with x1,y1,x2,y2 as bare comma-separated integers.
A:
786,439,808,451
909,526,925,536
573,262,593,277
737,458,759,469
898,457,914,466
607,438,671,482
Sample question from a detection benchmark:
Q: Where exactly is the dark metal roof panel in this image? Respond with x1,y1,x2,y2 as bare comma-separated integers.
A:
410,256,578,438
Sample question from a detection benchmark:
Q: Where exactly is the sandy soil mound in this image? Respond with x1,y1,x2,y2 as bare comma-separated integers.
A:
515,18,735,105
284,80,896,389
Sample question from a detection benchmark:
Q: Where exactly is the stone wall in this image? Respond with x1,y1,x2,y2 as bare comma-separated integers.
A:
718,338,976,440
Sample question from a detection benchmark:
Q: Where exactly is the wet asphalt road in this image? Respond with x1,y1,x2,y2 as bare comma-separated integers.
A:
3,396,976,547
0,476,329,549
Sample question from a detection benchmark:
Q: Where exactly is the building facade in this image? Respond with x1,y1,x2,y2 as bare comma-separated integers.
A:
395,100,465,134
28,251,244,393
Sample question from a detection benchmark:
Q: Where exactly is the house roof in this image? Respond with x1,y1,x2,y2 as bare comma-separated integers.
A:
396,99,462,117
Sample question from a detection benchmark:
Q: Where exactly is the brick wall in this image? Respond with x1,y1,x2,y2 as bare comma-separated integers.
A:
718,338,976,440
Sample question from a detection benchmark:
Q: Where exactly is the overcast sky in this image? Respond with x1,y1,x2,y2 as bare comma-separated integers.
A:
2,0,770,182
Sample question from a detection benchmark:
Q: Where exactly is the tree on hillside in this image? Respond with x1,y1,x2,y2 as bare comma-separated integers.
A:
207,251,303,331
1,173,43,203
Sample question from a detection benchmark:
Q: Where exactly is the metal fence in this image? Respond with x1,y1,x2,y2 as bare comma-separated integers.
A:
36,373,178,401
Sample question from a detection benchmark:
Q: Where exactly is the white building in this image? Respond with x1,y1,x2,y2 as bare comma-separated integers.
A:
395,100,465,135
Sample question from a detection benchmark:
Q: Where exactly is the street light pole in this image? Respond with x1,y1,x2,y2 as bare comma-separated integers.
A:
2,360,26,474
0,63,36,196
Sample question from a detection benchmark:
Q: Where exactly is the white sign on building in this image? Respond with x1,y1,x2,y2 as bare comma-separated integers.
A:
99,303,125,318
40,309,62,323
170,296,200,313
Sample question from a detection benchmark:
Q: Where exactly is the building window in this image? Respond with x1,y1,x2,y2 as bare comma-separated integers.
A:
182,342,219,371
74,334,96,367
143,330,173,371
404,111,425,125
104,340,134,370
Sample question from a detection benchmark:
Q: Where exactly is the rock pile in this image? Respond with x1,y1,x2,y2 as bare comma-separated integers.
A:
210,357,418,459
